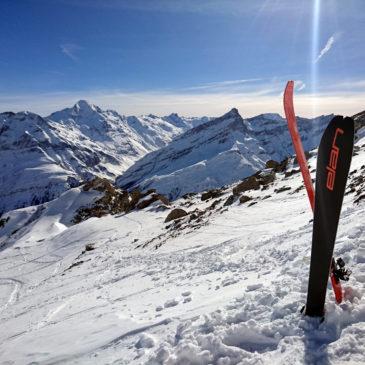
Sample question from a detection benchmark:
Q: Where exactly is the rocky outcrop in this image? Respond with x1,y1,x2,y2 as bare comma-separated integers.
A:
348,164,365,204
233,176,260,195
136,193,170,210
74,178,168,223
285,169,300,178
293,152,312,165
165,208,188,223
201,189,224,201
224,195,236,206
239,195,253,204
265,158,288,173
274,186,291,193
83,177,116,193
353,110,365,132
0,216,9,228
256,170,276,186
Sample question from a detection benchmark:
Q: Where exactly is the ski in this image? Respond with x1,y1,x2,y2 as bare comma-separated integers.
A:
283,81,349,307
305,115,354,316
283,81,315,211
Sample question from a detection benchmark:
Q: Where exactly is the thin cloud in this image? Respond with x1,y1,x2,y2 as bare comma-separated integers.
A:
186,78,262,91
58,0,311,17
295,80,306,91
1,85,364,119
60,43,82,61
315,34,337,63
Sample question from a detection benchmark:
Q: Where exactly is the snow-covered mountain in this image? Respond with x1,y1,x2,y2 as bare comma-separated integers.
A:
0,132,364,364
0,101,207,214
116,109,333,199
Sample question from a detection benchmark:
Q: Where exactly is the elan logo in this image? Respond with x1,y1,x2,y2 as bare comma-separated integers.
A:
326,127,344,191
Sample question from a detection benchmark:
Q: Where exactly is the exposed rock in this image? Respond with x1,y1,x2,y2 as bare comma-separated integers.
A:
291,185,304,194
248,201,258,207
355,194,365,204
74,179,168,223
294,151,311,165
83,177,115,193
265,160,279,169
233,176,260,195
285,169,300,178
129,189,142,208
201,189,224,201
275,186,292,193
189,209,204,222
156,194,170,206
265,158,288,172
0,216,9,228
154,204,170,211
136,193,170,210
257,170,276,186
66,260,84,271
353,110,365,132
85,244,95,251
165,208,188,223
182,192,197,200
224,195,236,206
209,199,222,210
239,195,253,204
73,206,108,224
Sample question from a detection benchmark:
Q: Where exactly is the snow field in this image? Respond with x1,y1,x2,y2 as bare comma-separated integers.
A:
0,138,364,364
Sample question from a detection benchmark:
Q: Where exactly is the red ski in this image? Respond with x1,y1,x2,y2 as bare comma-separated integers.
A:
283,80,343,304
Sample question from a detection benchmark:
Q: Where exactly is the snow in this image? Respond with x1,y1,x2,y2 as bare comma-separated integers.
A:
0,131,364,364
117,109,333,200
0,102,207,214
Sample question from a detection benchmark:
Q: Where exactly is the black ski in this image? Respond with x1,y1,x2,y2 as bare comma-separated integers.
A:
305,115,354,317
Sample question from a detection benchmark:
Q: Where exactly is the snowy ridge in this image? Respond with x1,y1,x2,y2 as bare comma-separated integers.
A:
0,134,364,364
0,101,207,214
117,109,333,199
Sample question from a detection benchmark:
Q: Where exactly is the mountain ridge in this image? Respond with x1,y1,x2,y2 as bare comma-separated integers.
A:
116,108,334,199
0,101,206,214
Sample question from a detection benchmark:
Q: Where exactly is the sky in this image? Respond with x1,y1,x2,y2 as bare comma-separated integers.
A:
0,0,364,117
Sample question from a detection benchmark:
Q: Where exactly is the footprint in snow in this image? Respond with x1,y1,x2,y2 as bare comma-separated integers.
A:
246,283,263,292
135,333,155,349
164,298,179,308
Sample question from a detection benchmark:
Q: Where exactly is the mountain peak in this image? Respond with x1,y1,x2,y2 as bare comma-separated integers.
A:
73,100,100,113
168,112,180,118
224,108,241,119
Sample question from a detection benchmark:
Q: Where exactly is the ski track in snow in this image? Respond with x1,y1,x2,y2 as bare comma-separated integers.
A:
0,139,364,364
0,278,23,314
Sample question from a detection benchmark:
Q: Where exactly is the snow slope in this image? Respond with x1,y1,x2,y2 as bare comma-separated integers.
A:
0,101,207,214
0,133,364,364
116,109,332,199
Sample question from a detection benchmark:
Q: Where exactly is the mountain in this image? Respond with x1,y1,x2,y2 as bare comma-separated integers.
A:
0,132,364,364
0,101,207,214
116,109,333,199
353,110,365,140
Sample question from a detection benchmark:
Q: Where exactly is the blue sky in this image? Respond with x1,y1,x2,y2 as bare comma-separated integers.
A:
0,0,364,117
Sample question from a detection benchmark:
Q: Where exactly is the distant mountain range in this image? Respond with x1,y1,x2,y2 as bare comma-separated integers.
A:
1,101,363,214
116,109,334,199
0,101,207,214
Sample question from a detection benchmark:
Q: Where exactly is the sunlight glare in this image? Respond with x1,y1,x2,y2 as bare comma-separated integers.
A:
311,0,321,116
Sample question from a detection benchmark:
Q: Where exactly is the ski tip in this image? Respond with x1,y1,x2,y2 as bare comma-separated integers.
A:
283,81,294,107
285,80,294,91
